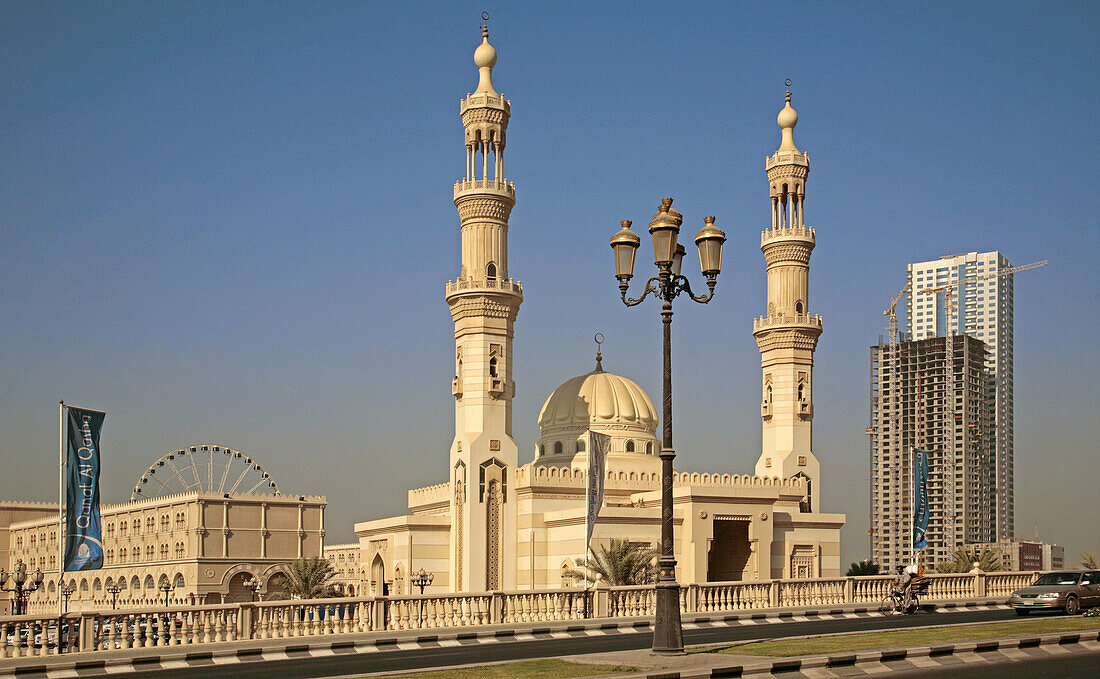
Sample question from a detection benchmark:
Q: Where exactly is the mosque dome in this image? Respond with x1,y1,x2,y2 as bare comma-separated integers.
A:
537,366,658,435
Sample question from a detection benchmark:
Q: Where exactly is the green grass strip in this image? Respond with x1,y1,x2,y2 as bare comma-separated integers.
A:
362,659,639,679
703,616,1100,657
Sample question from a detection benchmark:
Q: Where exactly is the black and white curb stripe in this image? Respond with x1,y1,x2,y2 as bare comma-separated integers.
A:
619,629,1100,679
0,602,1008,678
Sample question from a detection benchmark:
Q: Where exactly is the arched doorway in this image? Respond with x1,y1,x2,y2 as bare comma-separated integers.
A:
225,572,255,603
266,572,290,600
370,554,385,596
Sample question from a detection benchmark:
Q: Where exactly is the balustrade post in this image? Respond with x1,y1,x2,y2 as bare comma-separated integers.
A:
371,597,387,631
975,572,986,598
490,592,503,624
79,613,97,652
844,577,854,603
239,603,255,640
594,584,609,619
769,580,779,608
684,584,697,613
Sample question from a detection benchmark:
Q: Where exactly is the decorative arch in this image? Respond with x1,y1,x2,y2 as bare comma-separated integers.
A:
576,438,585,452
393,562,405,596
370,553,386,596
560,560,576,589
554,441,563,455
795,299,804,315
486,261,497,280
625,440,635,453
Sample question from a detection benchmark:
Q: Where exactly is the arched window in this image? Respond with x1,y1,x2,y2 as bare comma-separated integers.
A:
554,441,563,455
625,440,635,453
119,547,127,562
486,262,497,280
646,441,654,455
539,444,545,457
489,357,498,377
576,438,585,452
766,385,773,403
795,300,804,314
797,382,805,401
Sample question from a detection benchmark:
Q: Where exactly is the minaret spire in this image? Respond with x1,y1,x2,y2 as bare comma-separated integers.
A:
446,16,522,593
753,82,823,512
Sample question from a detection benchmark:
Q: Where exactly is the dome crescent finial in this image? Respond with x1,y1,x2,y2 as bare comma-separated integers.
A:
594,333,605,372
777,79,799,152
473,11,498,95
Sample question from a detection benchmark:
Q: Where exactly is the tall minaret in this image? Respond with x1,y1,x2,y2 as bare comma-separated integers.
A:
752,85,823,512
445,21,522,592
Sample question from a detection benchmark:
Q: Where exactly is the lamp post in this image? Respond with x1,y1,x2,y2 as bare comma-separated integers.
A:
610,198,726,654
159,580,174,608
0,560,45,615
60,581,76,614
410,568,434,628
106,583,121,610
157,580,175,644
244,578,261,603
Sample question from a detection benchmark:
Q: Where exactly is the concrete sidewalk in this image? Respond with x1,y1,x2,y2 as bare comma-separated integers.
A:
0,598,1007,678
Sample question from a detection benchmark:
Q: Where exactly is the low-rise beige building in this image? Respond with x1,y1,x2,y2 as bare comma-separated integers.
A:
2,493,326,614
322,543,362,595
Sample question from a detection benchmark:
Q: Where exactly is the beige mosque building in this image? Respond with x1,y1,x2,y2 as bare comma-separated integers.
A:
353,26,845,596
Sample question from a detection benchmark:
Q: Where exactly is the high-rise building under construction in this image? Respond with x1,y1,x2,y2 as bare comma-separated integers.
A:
869,335,995,567
906,251,1015,539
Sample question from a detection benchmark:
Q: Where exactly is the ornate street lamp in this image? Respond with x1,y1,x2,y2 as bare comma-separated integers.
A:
610,198,725,654
60,581,76,614
410,568,435,628
411,568,435,595
0,560,44,615
106,582,121,610
159,580,174,607
244,578,261,603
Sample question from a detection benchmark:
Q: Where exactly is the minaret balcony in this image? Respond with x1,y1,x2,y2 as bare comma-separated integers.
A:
752,313,823,333
461,92,510,114
765,149,809,170
445,276,524,299
761,225,815,246
454,179,516,200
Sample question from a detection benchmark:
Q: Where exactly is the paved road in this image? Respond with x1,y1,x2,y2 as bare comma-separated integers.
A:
888,651,1100,678
129,608,1018,678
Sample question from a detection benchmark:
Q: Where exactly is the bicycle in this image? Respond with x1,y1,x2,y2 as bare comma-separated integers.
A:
880,589,920,615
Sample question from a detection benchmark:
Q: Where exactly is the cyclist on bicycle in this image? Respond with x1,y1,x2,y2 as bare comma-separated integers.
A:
894,564,914,611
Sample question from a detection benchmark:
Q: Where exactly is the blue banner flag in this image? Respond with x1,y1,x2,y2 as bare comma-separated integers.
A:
64,407,105,572
912,447,929,550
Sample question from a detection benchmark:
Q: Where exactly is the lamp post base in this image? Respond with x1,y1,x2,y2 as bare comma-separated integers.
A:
651,581,684,654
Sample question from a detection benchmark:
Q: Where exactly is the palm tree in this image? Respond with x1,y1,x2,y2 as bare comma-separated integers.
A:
934,547,1005,573
566,539,658,586
846,559,880,576
282,557,338,599
1082,551,1098,569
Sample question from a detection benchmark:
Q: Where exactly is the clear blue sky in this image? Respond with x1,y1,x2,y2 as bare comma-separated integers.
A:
2,1,1097,568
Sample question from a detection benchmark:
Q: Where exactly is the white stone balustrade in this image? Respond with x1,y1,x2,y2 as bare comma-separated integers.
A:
0,572,1044,656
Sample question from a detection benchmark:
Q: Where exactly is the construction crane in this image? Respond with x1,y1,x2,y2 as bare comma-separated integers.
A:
884,282,910,346
914,259,1048,552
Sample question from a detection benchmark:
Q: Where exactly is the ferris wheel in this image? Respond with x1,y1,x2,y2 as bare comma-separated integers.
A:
130,444,281,501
